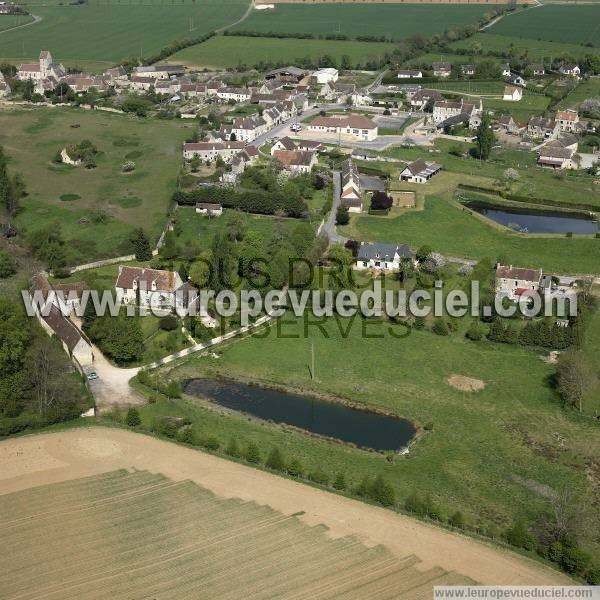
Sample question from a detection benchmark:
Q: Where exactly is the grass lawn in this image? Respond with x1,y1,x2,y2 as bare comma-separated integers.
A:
449,33,600,62
558,77,600,110
339,195,600,274
0,14,34,31
0,0,249,68
142,311,600,559
427,81,506,95
581,305,600,415
482,92,552,123
0,107,193,265
230,4,491,41
137,312,191,365
171,35,395,69
488,5,600,46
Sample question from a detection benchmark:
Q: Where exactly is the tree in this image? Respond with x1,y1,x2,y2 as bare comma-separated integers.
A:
245,442,261,464
287,458,304,478
369,475,395,507
448,511,465,528
556,350,594,412
190,155,201,173
335,205,350,225
0,251,17,278
225,210,247,242
415,245,432,263
131,228,152,261
475,112,495,160
265,447,285,471
370,191,393,211
333,472,347,490
159,314,178,331
125,407,141,427
505,520,536,550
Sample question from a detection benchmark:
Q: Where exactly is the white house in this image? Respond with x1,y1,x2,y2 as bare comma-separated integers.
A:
183,141,246,163
115,266,186,311
399,160,442,184
313,68,338,84
500,63,511,77
495,264,542,300
432,99,482,126
432,62,451,78
409,88,443,110
308,114,377,141
397,70,422,79
216,87,252,103
195,202,223,217
529,63,545,76
340,158,362,213
503,85,523,102
356,243,415,272
559,64,581,78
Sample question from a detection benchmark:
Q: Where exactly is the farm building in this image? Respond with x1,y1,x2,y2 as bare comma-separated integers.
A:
399,160,442,184
397,70,422,79
356,243,415,272
495,264,543,301
308,114,377,141
527,116,556,138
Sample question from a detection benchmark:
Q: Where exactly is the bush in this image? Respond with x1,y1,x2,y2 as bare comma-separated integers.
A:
265,447,285,471
413,316,425,330
505,520,536,551
122,161,136,173
245,442,261,464
448,511,465,529
125,407,141,427
226,437,240,457
369,475,395,507
335,205,350,225
159,315,179,331
465,321,483,341
432,318,449,336
201,435,220,451
333,472,347,490
0,251,17,278
287,458,304,477
308,468,329,486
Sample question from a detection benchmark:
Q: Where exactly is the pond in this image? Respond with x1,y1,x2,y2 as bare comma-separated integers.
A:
466,202,598,234
184,379,416,452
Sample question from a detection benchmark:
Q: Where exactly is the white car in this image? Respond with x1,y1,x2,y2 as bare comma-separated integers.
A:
290,124,302,132
86,371,99,381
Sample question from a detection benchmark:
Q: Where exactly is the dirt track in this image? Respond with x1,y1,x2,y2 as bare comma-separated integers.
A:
0,427,572,586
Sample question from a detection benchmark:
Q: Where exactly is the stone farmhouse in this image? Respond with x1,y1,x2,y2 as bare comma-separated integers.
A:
529,64,545,76
503,86,523,102
272,150,317,175
555,109,579,133
183,141,246,163
356,243,415,272
432,98,482,128
340,158,362,213
432,62,451,78
537,136,579,170
399,160,442,184
527,116,556,138
216,87,252,103
495,264,545,300
132,65,184,80
271,137,323,154
308,114,378,141
409,89,443,111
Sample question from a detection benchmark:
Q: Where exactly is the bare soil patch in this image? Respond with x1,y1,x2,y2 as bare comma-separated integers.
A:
447,374,486,392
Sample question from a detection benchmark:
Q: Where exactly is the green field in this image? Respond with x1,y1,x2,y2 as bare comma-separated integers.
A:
0,107,191,265
427,80,506,95
559,77,600,110
230,4,492,41
2,469,469,597
483,92,552,122
171,34,394,68
488,5,600,46
141,308,600,560
0,14,34,32
340,196,600,274
450,32,600,62
0,0,248,69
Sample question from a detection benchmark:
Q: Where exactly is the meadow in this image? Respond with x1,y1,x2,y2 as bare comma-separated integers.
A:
558,77,600,110
0,107,192,265
142,308,600,560
340,195,600,274
450,32,600,61
170,34,395,69
230,4,492,41
488,4,600,46
0,0,249,69
0,14,33,32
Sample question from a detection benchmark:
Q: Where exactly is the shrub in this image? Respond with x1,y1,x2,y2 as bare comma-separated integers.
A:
448,511,465,529
335,205,350,225
245,442,261,464
0,251,17,278
287,458,304,477
432,318,449,336
369,475,395,507
413,316,425,330
178,426,196,445
265,447,285,471
226,437,240,457
505,520,536,551
159,315,178,331
308,468,329,486
465,321,483,341
333,472,347,491
202,435,220,451
125,407,141,428
122,161,136,173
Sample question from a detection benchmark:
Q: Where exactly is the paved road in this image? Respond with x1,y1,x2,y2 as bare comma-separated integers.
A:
322,170,347,245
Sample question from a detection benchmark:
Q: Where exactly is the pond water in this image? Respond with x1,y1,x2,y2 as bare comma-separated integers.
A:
466,203,598,234
184,379,416,451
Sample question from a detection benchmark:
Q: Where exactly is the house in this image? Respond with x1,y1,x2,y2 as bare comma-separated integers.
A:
356,243,415,272
29,274,93,367
115,266,189,313
537,143,577,170
340,158,362,213
432,62,452,78
432,98,482,127
409,88,443,110
559,64,580,78
497,114,520,134
503,85,523,102
129,76,155,91
308,114,378,141
295,140,324,153
180,83,207,99
265,66,306,83
505,74,526,87
271,136,297,154
313,68,338,84
216,87,252,103
206,80,225,95
529,64,545,76
500,63,511,77
495,264,542,300
132,65,185,80
17,50,65,83
226,115,267,142
397,70,422,79
272,150,317,175
62,75,108,94
103,66,127,82
399,160,442,184
527,116,556,138
0,72,10,98
183,141,246,163
195,203,223,217
555,109,579,133
461,64,476,77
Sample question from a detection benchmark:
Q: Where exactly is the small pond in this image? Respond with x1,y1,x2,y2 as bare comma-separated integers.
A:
184,379,416,451
466,202,598,234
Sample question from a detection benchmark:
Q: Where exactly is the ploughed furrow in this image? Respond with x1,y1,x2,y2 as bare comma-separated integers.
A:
2,470,474,600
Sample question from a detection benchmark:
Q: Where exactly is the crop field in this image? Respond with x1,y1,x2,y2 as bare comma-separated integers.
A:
0,0,249,69
0,469,478,598
230,4,492,41
449,32,600,61
488,5,600,46
0,107,191,265
171,35,395,69
0,14,34,32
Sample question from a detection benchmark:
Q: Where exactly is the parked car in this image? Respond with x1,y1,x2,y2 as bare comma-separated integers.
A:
86,371,99,381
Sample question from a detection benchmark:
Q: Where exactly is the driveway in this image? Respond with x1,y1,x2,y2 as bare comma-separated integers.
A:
322,170,347,245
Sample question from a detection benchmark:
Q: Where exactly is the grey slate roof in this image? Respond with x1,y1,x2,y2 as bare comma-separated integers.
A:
358,243,413,262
